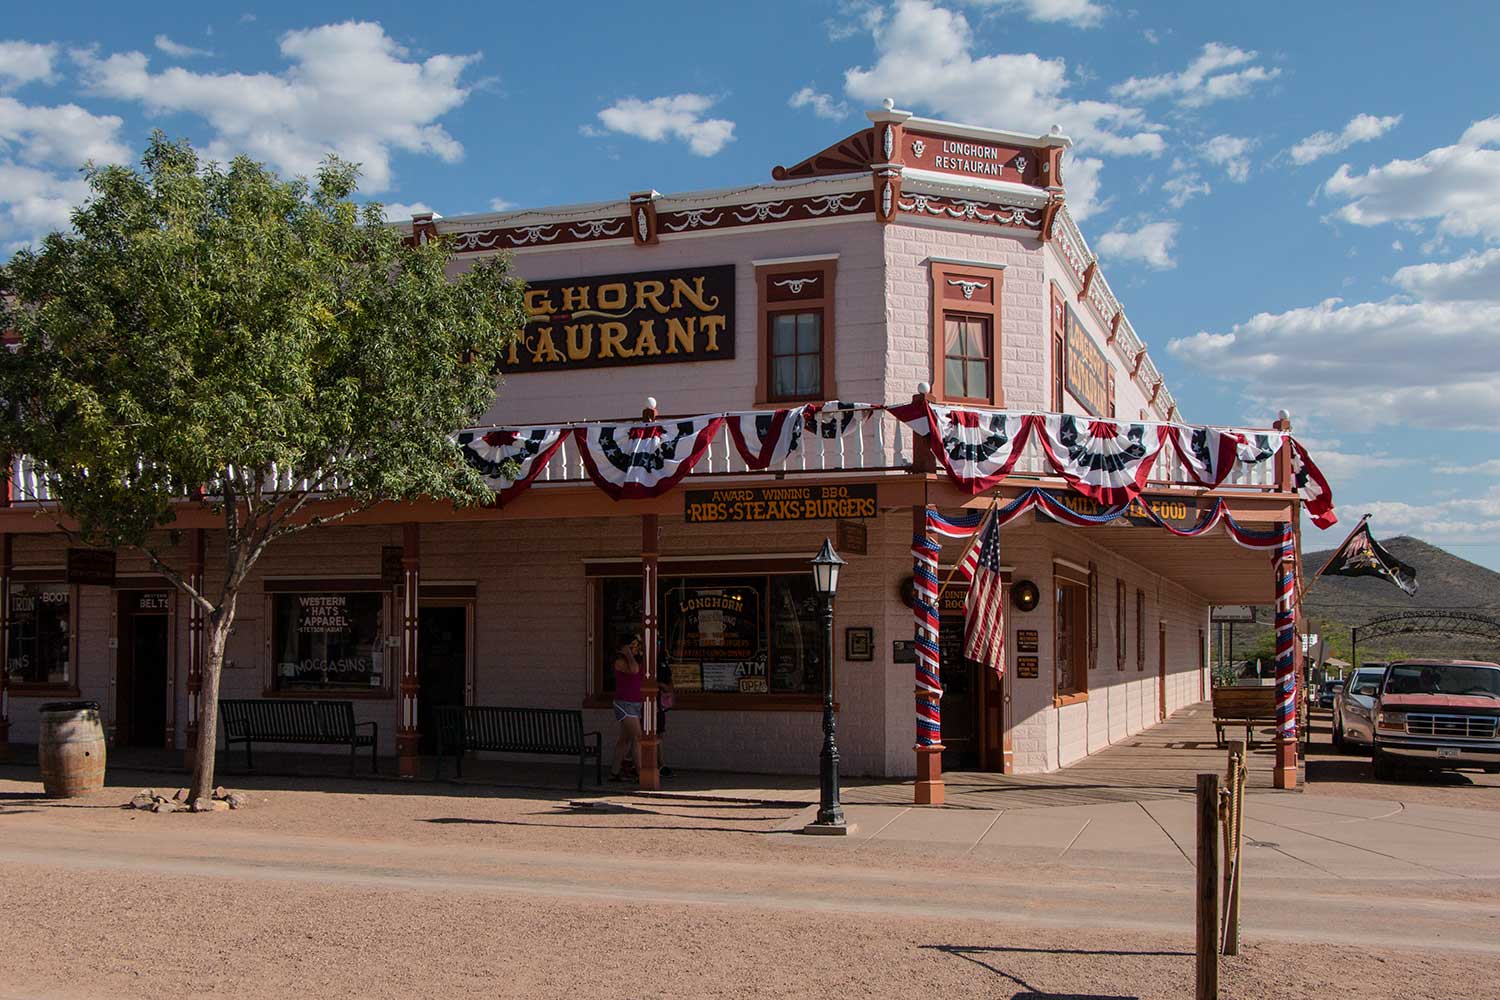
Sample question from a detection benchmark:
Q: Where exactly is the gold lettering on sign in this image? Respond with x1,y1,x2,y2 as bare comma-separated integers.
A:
561,285,590,312
566,324,594,361
597,282,627,310
700,315,726,352
636,281,669,314
599,322,632,358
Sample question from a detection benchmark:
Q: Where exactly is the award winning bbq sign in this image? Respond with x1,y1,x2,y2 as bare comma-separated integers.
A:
503,265,735,373
685,484,878,523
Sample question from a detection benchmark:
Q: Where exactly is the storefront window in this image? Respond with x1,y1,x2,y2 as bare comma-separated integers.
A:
597,573,824,697
6,583,71,686
271,592,385,692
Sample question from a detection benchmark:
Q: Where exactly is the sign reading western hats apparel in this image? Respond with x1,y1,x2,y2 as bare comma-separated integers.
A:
684,483,878,524
1036,488,1200,531
1065,306,1109,418
504,265,735,373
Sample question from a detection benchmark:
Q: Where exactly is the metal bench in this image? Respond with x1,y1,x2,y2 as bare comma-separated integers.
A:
433,705,601,789
219,699,378,775
1211,686,1278,749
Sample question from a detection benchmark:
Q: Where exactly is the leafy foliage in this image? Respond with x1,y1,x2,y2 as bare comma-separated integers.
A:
0,133,524,574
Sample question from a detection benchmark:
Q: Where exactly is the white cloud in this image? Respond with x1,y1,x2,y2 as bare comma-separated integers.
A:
1201,133,1255,182
379,201,436,222
1434,458,1500,476
1359,486,1500,545
488,196,516,212
1391,248,1500,302
1110,42,1279,108
1096,220,1178,269
1142,28,1160,45
843,1,1163,157
963,0,1107,28
1168,253,1500,429
1323,117,1500,241
592,94,735,157
1061,153,1105,220
0,161,91,247
153,35,214,59
75,21,478,192
1287,113,1400,166
0,41,58,90
1162,170,1210,207
788,86,849,121
0,96,131,167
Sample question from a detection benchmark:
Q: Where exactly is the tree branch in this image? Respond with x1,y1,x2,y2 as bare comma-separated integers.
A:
140,546,215,614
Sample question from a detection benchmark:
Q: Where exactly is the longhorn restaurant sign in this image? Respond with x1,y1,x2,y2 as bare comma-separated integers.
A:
503,265,735,373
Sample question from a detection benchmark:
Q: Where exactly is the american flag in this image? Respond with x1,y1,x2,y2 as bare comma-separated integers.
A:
961,510,1006,679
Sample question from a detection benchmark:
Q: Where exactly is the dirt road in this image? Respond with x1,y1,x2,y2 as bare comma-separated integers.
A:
2,775,1497,999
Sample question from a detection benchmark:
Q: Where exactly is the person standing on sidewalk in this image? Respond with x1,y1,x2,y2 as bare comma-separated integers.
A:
609,634,644,782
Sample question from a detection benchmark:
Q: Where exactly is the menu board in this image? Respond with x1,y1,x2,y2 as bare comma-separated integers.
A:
665,579,765,694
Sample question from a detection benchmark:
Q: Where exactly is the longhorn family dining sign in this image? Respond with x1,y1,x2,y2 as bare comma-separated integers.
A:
503,265,735,372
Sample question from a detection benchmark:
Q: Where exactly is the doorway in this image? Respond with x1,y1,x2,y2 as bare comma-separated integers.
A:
1158,621,1168,721
417,604,470,754
116,591,171,748
937,586,979,769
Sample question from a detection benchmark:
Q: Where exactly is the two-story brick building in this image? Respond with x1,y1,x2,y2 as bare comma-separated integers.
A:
0,103,1328,797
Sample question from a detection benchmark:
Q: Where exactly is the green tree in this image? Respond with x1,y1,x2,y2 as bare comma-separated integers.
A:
0,135,525,802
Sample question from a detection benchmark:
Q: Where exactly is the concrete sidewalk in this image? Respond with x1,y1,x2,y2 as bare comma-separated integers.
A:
774,793,1500,880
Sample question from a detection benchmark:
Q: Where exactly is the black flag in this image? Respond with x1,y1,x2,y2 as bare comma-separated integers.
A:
1315,517,1418,596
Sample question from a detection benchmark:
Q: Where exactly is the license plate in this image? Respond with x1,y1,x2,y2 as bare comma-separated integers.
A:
1437,747,1461,759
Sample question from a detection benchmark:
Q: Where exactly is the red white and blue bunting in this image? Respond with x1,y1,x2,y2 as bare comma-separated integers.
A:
452,399,1339,528
1032,414,1168,506
1274,530,1299,740
453,426,566,506
574,415,724,501
912,531,944,748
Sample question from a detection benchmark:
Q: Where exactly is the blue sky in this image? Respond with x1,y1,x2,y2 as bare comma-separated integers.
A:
3,0,1498,570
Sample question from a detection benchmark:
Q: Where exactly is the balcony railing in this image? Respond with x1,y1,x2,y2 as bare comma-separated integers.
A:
4,407,1287,508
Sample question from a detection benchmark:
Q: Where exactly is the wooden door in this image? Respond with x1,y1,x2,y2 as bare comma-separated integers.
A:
1158,621,1168,720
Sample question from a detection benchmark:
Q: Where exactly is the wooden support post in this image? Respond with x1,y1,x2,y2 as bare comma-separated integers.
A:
184,528,205,770
0,533,10,758
1196,772,1220,1000
1222,741,1245,956
638,512,661,791
909,390,944,805
397,522,421,778
636,397,662,793
1272,414,1298,789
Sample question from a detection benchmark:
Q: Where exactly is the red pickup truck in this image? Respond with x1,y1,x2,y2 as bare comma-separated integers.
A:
1372,659,1500,780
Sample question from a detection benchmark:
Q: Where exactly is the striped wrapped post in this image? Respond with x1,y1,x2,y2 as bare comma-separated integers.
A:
1273,525,1298,787
912,531,943,747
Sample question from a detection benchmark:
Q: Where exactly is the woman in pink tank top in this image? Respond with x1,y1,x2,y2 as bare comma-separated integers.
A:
609,634,644,781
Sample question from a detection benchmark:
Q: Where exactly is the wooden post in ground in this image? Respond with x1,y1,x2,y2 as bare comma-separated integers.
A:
1221,741,1244,956
184,529,205,770
1196,772,1220,1000
908,389,943,805
397,522,421,778
1272,414,1299,789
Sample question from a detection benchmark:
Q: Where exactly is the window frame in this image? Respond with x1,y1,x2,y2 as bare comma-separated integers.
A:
261,578,394,699
939,312,995,404
587,558,831,711
1053,562,1090,704
931,261,1005,407
4,573,79,696
1115,578,1127,671
1050,281,1066,412
1136,588,1146,672
756,258,837,405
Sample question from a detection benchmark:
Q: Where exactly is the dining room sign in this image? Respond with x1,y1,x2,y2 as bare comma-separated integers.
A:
503,265,735,373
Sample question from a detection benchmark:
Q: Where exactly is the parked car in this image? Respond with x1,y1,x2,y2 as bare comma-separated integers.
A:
1372,659,1500,780
1332,666,1388,750
1317,679,1344,709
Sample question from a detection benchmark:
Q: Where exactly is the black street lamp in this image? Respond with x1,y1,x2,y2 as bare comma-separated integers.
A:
806,538,847,832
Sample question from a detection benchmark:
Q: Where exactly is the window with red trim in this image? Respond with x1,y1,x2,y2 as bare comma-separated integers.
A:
756,260,836,404
931,262,1004,406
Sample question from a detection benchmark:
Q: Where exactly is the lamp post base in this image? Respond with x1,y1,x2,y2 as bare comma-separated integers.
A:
800,819,856,836
914,744,945,805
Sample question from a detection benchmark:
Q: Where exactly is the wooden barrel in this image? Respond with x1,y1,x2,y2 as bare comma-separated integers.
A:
38,701,107,797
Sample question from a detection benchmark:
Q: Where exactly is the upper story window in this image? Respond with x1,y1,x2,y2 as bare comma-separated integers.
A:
931,261,1004,406
756,257,836,404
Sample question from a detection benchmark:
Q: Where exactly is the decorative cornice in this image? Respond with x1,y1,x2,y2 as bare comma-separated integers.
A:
895,192,1042,232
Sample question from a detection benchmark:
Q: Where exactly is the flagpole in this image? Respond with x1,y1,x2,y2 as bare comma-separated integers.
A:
937,496,998,600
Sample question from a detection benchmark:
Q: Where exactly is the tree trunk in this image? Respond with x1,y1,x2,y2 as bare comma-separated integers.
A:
189,593,237,802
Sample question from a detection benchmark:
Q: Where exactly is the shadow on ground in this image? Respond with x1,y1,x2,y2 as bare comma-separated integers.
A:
924,944,1189,999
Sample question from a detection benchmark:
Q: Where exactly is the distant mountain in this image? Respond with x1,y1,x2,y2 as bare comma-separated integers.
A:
1224,536,1500,668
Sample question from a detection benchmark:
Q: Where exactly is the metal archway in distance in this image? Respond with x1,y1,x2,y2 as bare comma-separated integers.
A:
1351,610,1500,667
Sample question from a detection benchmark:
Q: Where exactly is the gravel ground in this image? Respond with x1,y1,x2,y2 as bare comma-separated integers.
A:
3,771,1499,1000
1303,708,1500,811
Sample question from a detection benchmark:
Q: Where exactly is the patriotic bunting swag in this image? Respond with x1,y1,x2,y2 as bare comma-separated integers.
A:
1274,528,1299,741
455,400,1339,533
912,531,944,748
453,426,566,506
1033,414,1167,506
575,415,724,500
